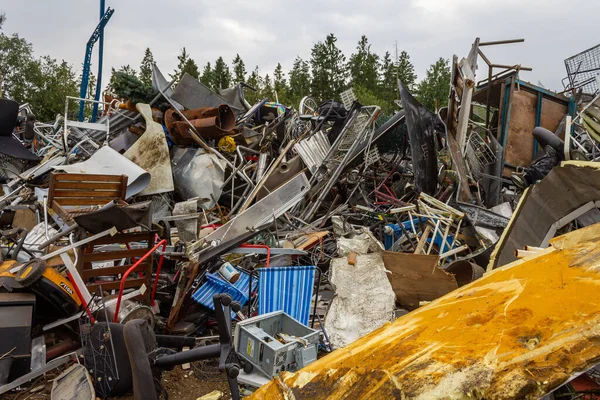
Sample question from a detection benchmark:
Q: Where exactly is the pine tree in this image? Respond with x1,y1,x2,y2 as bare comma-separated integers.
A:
263,74,274,99
171,47,199,82
245,66,262,104
417,57,451,111
170,47,189,82
273,63,287,98
397,51,417,92
348,35,379,93
232,54,246,83
182,58,199,80
288,56,311,105
139,48,154,87
379,51,397,103
200,62,213,88
310,33,347,101
212,56,231,91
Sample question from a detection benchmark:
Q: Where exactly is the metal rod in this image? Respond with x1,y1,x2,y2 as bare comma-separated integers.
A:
9,227,117,274
477,49,492,66
479,39,525,46
490,64,532,71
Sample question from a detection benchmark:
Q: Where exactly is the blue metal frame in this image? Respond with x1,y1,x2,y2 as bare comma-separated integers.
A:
78,6,114,122
91,0,106,123
498,76,514,151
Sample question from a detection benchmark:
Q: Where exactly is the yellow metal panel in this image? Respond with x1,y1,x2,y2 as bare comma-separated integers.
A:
250,223,600,399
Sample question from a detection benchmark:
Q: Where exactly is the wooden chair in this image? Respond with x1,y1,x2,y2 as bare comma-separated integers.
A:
77,231,155,303
48,172,128,224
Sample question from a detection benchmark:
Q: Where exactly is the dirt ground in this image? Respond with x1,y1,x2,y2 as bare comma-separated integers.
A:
4,362,233,400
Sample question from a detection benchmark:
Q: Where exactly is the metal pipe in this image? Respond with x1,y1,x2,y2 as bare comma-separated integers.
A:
479,39,524,46
256,153,268,182
239,244,271,268
114,239,167,321
477,49,492,66
154,344,220,368
489,63,532,71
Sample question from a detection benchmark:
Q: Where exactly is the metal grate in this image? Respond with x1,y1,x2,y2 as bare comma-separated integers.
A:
564,44,600,95
340,88,357,110
466,132,496,172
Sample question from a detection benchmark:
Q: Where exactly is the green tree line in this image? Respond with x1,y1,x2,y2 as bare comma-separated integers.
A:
136,34,451,114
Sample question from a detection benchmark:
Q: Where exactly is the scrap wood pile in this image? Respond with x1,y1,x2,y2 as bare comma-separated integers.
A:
1,38,600,400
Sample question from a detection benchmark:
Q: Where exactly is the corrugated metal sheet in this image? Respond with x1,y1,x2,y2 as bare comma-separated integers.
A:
258,266,316,326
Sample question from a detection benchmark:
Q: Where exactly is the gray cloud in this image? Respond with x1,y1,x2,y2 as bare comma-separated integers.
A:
2,0,598,95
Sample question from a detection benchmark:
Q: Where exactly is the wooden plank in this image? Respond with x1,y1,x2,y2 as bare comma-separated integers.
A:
52,190,122,198
83,248,149,262
52,173,125,182
414,226,432,254
505,89,537,169
53,181,123,190
540,97,567,137
54,198,120,206
292,231,330,250
81,264,150,279
382,251,457,310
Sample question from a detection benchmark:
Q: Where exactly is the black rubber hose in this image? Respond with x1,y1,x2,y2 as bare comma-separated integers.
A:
124,320,158,400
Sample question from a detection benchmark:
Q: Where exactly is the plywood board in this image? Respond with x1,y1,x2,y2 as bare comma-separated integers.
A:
382,251,457,309
504,89,537,168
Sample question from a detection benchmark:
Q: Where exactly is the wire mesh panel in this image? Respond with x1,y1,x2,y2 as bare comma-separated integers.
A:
466,132,496,172
340,88,357,110
564,44,600,95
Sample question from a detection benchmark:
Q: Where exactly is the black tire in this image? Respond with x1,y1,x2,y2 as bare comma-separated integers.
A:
15,259,47,287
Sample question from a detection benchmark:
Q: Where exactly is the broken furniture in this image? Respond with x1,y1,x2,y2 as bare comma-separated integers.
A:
48,172,128,226
473,71,575,175
234,310,319,378
76,231,155,302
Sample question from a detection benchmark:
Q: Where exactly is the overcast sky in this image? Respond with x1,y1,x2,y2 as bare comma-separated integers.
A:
2,0,599,95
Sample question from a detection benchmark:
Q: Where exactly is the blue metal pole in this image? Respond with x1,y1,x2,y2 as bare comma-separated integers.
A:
77,6,113,122
91,0,105,123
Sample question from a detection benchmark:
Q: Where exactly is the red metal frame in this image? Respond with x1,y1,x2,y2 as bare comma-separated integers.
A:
239,243,271,268
113,239,167,322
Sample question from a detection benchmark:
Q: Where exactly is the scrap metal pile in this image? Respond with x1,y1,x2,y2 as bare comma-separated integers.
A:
1,38,600,400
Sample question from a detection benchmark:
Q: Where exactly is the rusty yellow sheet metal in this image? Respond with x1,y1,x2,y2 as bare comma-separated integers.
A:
249,223,600,399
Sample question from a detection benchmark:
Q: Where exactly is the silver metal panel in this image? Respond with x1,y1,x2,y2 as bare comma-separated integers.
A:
189,173,310,256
